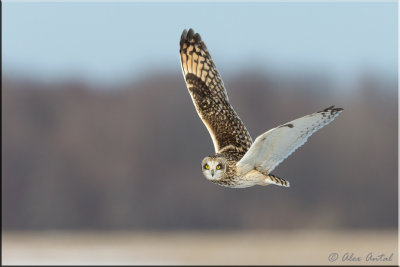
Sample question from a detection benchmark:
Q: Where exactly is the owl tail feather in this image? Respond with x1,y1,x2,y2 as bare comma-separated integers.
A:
261,174,290,187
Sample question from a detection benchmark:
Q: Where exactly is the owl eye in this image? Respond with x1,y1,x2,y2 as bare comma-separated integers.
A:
204,164,210,170
216,164,222,170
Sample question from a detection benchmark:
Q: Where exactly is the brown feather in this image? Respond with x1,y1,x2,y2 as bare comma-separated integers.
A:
180,28,252,154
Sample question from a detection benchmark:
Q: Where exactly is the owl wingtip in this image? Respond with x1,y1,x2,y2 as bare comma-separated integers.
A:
187,28,195,40
320,105,344,114
180,29,188,45
181,28,201,42
181,29,187,38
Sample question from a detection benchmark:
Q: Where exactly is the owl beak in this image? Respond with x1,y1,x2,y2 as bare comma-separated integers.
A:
211,170,214,176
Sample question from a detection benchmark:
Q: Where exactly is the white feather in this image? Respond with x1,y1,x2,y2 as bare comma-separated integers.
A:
236,108,343,175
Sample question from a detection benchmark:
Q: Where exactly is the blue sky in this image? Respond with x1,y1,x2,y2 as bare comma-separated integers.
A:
3,2,398,86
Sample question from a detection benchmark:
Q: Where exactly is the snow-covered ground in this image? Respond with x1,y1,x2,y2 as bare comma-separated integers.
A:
2,230,397,265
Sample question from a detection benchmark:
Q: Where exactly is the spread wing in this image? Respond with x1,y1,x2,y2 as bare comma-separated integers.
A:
236,106,343,174
179,28,252,154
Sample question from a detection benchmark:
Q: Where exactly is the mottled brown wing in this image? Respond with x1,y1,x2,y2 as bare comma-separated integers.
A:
179,29,252,154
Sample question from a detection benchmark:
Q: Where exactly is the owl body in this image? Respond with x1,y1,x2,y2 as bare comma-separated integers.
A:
202,151,288,188
180,29,343,189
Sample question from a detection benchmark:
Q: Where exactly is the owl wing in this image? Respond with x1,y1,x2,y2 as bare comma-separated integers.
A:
180,29,252,154
236,106,343,174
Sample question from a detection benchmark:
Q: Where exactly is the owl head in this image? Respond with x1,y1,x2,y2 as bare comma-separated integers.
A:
201,156,227,181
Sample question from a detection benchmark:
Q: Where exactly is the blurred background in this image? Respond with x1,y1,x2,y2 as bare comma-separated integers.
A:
2,1,398,265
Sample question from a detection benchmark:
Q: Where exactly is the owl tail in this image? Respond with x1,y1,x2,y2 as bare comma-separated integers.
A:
261,174,290,187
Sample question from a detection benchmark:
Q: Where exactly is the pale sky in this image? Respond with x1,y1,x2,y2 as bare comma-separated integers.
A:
3,2,398,86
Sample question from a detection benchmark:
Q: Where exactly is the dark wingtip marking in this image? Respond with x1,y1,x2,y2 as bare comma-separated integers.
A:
322,105,335,112
326,105,335,110
180,29,188,47
181,29,187,39
194,32,201,42
187,28,194,40
319,105,344,114
181,28,201,47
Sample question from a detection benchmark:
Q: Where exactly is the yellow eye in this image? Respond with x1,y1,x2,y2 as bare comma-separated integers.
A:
204,164,210,170
216,164,222,170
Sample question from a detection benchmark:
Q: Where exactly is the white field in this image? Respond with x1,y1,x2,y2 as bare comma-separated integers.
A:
2,230,398,265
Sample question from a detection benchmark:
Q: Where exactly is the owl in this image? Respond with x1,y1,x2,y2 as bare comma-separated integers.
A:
179,28,343,188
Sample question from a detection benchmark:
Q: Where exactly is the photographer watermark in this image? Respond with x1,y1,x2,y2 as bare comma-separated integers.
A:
328,252,394,263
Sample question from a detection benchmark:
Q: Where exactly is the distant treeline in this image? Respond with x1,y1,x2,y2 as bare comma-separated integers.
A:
2,72,398,230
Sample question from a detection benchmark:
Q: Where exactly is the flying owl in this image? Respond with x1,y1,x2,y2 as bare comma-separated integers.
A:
179,28,343,188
